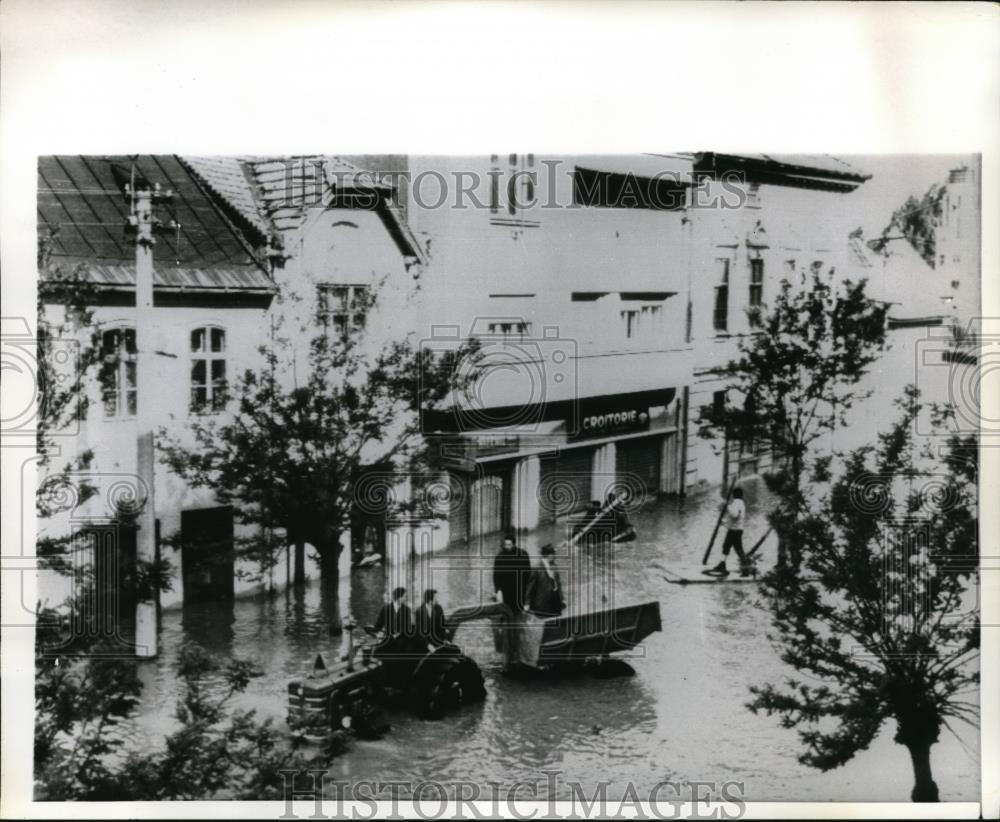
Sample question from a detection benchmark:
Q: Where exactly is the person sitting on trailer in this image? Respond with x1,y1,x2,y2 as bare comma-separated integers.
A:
373,586,413,660
415,588,448,651
709,487,752,577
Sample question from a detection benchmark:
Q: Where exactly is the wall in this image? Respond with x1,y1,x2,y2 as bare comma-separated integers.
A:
684,177,864,491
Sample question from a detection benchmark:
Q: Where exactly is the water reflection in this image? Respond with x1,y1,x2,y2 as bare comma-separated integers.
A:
180,600,235,658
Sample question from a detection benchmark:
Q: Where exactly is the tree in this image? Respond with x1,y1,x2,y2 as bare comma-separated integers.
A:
884,183,946,269
34,233,327,802
35,232,101,549
160,293,474,628
749,387,978,802
697,269,889,555
35,630,332,800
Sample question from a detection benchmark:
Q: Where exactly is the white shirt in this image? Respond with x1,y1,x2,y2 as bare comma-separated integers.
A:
725,498,746,530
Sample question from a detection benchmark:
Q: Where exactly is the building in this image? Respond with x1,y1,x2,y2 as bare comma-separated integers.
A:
37,155,425,609
685,153,870,490
364,153,873,551
933,163,981,324
37,152,898,613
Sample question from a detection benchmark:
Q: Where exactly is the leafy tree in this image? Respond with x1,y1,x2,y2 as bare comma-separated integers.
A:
36,232,101,544
34,608,144,799
749,387,978,802
35,632,332,800
160,293,474,628
34,229,329,803
884,183,946,269
114,642,335,800
697,269,889,557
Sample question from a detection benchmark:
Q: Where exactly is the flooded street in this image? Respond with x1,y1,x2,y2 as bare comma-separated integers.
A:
127,476,979,802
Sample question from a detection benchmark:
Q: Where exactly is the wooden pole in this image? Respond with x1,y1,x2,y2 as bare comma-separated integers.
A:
745,525,774,559
702,476,738,565
567,491,627,549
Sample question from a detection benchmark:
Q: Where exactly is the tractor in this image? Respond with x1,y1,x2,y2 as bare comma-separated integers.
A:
287,599,661,740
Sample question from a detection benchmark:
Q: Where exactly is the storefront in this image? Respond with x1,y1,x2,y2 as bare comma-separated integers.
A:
428,385,686,541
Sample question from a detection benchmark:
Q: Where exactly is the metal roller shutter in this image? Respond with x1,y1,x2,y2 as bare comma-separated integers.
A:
617,436,662,497
448,471,469,545
538,447,594,523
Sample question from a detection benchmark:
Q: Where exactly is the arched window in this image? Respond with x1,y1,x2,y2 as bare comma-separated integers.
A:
100,327,136,418
190,326,227,413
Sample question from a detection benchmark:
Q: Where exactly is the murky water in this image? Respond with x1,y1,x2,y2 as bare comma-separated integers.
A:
126,477,979,802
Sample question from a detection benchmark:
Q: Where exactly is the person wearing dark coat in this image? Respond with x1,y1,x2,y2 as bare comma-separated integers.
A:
414,589,448,650
373,586,413,660
526,543,565,618
492,533,532,613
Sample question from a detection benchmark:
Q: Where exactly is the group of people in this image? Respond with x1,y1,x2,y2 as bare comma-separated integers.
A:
369,486,754,670
492,535,565,619
372,587,448,660
369,535,566,672
491,535,567,671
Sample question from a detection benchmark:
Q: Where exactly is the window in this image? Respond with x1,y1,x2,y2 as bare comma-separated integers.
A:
621,304,663,340
749,258,764,326
572,166,686,210
713,258,730,333
100,328,136,418
486,321,530,337
317,284,369,336
745,182,761,208
190,327,227,413
489,153,536,224
622,309,639,339
712,390,726,423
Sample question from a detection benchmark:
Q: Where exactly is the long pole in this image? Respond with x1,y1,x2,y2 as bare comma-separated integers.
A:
567,491,627,549
131,184,161,659
702,476,738,565
745,524,774,559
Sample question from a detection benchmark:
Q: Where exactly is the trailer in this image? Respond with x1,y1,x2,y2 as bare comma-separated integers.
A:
287,599,661,740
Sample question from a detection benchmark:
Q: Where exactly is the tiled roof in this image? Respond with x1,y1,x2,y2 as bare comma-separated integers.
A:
38,156,271,293
233,155,424,262
240,155,378,232
182,156,270,235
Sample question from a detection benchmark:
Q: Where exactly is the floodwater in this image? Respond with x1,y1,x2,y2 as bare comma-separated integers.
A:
126,476,980,802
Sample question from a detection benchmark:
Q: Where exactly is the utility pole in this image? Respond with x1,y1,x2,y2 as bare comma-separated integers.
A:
126,177,174,659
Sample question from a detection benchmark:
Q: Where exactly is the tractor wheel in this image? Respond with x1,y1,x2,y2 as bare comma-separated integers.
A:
414,655,486,719
328,688,389,739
